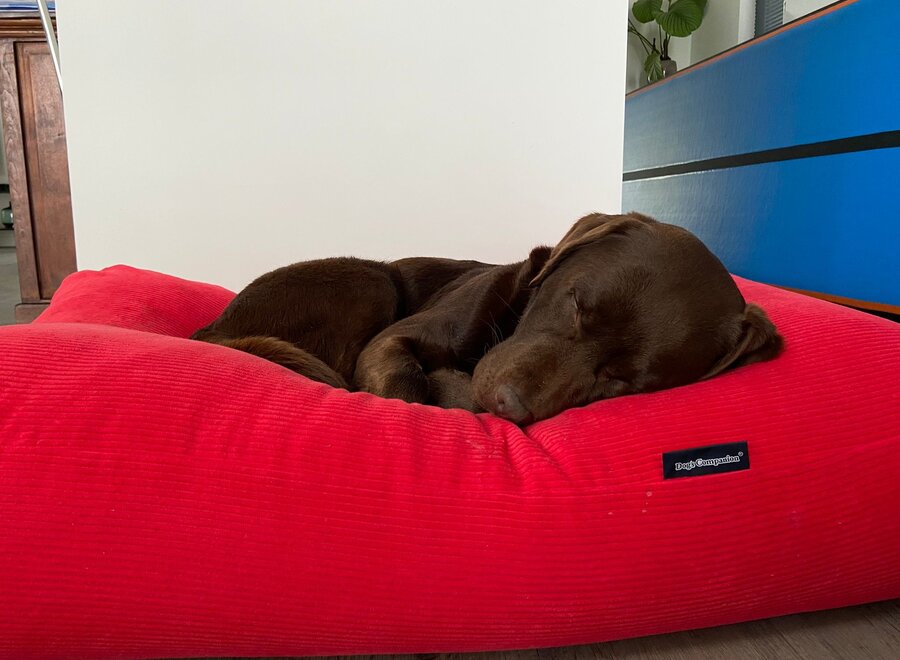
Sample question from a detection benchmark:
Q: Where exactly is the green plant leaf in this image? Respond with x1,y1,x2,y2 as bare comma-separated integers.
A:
656,0,705,37
632,0,662,24
644,50,663,82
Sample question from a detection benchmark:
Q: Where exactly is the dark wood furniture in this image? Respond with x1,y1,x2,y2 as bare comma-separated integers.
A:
0,16,74,323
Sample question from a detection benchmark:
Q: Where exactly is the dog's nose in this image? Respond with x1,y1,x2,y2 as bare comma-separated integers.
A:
493,384,533,425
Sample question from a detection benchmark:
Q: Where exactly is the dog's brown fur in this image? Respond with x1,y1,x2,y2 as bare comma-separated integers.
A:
192,213,783,423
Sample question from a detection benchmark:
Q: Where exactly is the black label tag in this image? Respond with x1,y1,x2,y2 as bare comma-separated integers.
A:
663,442,749,479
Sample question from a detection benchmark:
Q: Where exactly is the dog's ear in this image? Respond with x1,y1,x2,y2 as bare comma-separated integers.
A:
703,304,784,379
520,245,552,284
530,213,644,286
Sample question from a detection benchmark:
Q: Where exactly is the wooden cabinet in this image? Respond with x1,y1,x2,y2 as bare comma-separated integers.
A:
0,18,75,323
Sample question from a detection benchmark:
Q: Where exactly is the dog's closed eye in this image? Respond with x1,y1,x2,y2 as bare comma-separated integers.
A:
570,289,585,331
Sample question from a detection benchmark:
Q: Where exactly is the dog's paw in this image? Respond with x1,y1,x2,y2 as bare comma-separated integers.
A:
427,368,479,412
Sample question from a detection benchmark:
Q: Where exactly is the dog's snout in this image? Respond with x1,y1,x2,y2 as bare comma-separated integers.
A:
493,384,532,425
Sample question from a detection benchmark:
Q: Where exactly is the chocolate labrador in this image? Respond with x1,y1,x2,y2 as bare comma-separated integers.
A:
192,213,782,423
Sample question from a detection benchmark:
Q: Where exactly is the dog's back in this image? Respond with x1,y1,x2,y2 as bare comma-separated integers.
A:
192,257,403,387
191,255,492,388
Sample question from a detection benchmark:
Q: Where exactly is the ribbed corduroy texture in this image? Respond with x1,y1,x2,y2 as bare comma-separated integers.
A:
1,265,898,659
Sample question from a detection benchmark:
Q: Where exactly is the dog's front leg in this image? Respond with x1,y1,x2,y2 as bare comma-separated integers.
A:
354,334,431,404
426,368,479,412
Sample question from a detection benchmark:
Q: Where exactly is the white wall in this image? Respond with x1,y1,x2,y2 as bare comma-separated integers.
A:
58,1,628,290
784,0,834,23
690,0,756,64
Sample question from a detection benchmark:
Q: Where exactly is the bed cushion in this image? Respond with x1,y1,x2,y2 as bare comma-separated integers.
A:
1,265,898,659
32,264,235,336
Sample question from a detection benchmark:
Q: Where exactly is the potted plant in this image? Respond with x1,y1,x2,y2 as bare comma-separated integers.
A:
629,0,707,84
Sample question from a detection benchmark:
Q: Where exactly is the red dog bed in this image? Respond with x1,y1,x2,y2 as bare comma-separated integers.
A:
1,265,898,659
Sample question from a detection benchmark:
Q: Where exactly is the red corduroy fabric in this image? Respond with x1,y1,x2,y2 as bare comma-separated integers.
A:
1,265,898,659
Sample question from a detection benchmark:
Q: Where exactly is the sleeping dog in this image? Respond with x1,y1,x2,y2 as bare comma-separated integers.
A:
192,213,783,424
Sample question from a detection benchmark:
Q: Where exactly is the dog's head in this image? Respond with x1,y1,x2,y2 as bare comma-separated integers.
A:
472,212,783,424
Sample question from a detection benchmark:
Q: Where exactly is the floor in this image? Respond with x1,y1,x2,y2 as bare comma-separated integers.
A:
0,245,18,325
211,599,900,660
